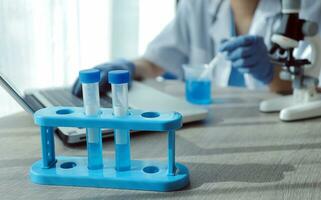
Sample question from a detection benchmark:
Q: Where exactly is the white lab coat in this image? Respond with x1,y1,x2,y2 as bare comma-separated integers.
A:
143,0,321,89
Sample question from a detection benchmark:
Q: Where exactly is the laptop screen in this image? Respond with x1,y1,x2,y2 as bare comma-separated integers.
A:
0,72,35,114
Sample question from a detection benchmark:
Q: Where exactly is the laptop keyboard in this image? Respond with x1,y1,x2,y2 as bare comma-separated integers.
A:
39,88,112,108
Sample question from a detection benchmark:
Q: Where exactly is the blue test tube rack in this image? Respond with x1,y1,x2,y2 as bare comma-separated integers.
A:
29,106,189,192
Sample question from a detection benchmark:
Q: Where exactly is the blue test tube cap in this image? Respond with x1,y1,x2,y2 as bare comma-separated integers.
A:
108,70,130,84
79,69,101,83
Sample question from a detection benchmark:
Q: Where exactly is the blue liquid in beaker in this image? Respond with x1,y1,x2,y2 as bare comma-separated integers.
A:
185,79,212,105
115,143,131,171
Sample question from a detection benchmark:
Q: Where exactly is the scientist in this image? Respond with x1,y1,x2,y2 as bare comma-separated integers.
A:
72,0,321,97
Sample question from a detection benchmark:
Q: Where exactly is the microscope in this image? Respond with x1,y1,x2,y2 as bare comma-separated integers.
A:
260,0,321,121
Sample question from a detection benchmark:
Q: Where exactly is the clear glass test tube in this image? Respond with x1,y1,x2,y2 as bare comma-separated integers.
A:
108,70,131,171
79,69,103,170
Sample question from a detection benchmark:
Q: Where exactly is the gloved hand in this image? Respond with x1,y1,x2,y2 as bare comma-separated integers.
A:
71,59,135,97
219,35,273,84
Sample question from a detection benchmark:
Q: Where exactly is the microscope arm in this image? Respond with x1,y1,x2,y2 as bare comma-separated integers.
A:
303,35,321,80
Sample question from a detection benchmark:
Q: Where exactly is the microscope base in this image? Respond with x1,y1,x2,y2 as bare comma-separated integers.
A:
260,95,321,121
280,100,321,121
260,96,294,112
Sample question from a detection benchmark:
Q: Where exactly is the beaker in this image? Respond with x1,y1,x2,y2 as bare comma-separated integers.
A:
183,64,213,105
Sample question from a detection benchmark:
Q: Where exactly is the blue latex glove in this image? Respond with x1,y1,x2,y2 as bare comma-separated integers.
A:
219,35,273,84
71,59,135,97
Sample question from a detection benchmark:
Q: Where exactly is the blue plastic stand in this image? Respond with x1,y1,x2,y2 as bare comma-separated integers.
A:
30,107,189,192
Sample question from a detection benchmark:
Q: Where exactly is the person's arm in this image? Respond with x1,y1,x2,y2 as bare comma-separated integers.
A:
72,0,190,96
133,58,164,80
268,66,292,94
141,0,191,80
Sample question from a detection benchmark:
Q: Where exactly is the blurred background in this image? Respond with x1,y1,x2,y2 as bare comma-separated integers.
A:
0,0,176,116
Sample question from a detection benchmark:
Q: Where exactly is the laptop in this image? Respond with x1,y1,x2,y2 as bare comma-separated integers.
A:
0,72,208,144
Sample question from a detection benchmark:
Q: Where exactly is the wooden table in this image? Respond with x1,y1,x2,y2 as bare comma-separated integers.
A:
1,80,321,200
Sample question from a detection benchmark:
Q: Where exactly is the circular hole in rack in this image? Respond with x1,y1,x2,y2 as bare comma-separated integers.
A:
56,109,74,115
143,166,159,174
141,112,160,118
60,162,77,169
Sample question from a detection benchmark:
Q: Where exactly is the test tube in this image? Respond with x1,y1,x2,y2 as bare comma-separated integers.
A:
108,70,131,171
79,69,103,170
